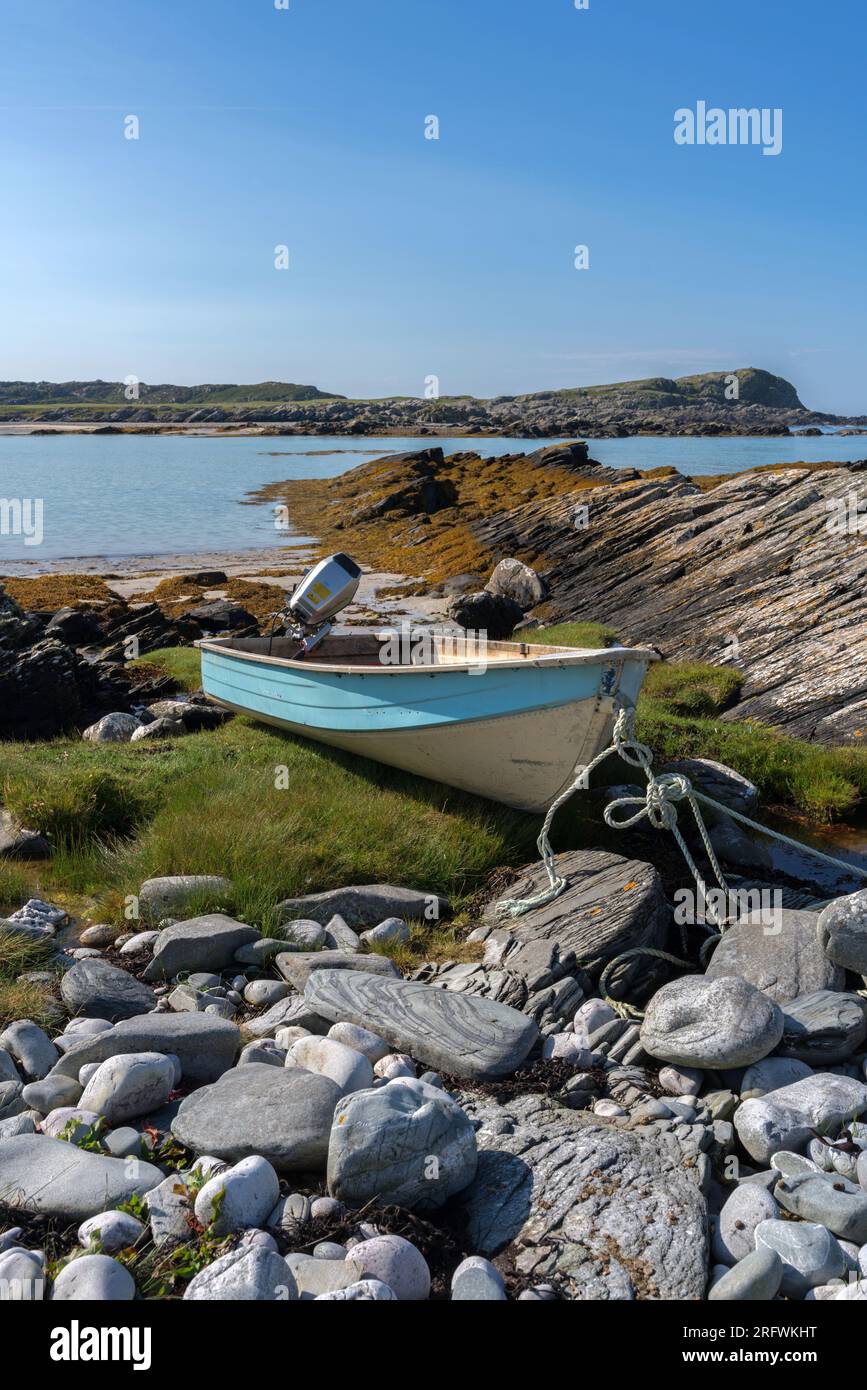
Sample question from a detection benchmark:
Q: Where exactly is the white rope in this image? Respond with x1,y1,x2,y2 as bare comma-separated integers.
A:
495,700,867,1019
496,703,867,925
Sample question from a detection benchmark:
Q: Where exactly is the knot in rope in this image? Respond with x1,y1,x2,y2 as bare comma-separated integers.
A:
605,770,695,834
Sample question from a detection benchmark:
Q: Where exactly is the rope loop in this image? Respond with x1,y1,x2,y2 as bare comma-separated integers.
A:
494,690,867,1018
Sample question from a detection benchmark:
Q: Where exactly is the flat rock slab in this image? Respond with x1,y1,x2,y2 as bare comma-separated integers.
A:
276,950,399,992
778,990,867,1065
482,850,668,990
50,1011,240,1086
172,1063,340,1172
304,970,539,1080
705,909,844,1005
0,1134,162,1220
143,914,260,981
277,883,449,929
453,1093,708,1300
60,959,156,1022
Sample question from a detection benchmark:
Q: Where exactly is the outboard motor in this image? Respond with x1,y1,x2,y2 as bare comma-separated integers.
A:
269,552,362,655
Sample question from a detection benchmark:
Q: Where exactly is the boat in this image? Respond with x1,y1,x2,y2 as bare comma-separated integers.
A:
197,630,658,811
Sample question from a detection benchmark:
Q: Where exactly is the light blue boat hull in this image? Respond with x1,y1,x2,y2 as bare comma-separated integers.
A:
199,635,653,811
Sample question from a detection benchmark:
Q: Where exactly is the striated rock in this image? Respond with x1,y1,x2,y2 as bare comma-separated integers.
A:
60,958,156,1021
417,851,669,1027
304,969,539,1080
276,950,399,992
454,1093,708,1299
469,460,867,742
777,990,867,1064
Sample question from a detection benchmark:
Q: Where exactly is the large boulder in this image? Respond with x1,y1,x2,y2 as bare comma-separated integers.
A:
304,970,539,1081
485,558,546,611
82,712,141,743
0,1135,162,1220
50,1011,239,1086
143,913,259,981
640,975,783,1069
733,1073,867,1164
704,908,843,1004
171,1063,340,1171
446,590,524,640
60,958,156,1022
817,889,867,974
327,1078,478,1210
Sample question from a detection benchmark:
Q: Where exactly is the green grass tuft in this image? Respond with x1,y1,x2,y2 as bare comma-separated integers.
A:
130,645,202,692
641,660,743,716
533,621,619,649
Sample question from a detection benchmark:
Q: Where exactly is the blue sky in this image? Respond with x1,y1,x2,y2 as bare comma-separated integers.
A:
1,0,865,411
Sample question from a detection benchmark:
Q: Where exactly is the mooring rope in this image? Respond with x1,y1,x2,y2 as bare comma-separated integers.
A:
495,702,867,1020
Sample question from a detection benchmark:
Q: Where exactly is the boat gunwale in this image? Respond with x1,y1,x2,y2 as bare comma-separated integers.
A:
196,634,659,678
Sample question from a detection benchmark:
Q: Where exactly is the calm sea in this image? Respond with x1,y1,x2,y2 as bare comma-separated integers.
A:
1,431,865,566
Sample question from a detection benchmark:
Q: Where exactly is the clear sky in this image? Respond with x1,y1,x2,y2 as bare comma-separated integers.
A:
1,0,864,411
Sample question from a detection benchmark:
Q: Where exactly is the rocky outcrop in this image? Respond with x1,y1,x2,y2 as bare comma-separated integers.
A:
472,461,867,741
454,1093,709,1299
0,586,243,739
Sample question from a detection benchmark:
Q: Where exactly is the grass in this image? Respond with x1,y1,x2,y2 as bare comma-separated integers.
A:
0,929,58,1029
0,636,863,983
130,646,202,692
531,620,620,650
0,716,537,932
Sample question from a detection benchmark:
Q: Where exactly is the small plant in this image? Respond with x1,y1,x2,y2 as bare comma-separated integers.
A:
60,1117,106,1152
118,1192,148,1222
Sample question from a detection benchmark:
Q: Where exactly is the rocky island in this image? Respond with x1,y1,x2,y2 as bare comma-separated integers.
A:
2,368,864,437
